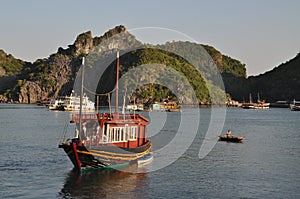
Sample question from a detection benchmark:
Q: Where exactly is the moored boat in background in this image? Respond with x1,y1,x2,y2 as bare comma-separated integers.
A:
48,98,65,110
48,91,95,112
151,100,181,112
60,91,95,112
241,93,269,109
270,101,290,108
126,103,144,111
164,101,181,112
290,99,300,111
241,102,255,109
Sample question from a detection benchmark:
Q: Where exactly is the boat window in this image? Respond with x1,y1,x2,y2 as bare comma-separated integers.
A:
129,126,137,140
105,125,138,143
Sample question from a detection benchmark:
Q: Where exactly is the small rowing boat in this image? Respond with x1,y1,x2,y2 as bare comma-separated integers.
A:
218,135,244,142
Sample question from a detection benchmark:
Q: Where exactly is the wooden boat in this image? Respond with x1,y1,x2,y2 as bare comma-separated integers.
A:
166,108,181,112
218,135,244,142
59,53,152,172
164,101,180,111
241,93,269,109
151,101,181,112
241,102,255,109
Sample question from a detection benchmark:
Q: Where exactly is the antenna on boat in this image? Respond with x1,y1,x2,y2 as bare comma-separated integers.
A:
122,89,127,121
79,57,85,138
133,96,136,119
115,51,119,118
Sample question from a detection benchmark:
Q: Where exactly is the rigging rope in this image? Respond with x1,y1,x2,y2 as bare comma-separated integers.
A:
77,146,151,161
83,85,116,96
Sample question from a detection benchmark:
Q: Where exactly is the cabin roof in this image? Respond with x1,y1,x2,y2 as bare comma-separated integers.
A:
99,113,148,126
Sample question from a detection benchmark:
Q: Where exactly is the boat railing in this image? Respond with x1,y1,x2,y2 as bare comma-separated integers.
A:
71,113,98,123
70,113,144,123
100,113,146,122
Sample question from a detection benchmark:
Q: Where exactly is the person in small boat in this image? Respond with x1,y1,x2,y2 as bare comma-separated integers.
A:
226,129,232,138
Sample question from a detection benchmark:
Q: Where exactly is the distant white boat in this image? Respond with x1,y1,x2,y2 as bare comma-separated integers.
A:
126,104,144,111
61,90,95,112
49,90,95,111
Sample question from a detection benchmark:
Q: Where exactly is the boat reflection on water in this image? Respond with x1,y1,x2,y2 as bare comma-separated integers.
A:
59,165,149,198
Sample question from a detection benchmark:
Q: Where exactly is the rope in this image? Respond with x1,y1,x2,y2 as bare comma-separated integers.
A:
89,146,151,156
77,146,151,161
82,85,116,113
83,85,116,96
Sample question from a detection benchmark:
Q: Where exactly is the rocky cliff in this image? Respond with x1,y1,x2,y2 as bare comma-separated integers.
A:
0,25,131,103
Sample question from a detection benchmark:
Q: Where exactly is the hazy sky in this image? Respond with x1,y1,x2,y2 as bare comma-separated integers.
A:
0,0,299,76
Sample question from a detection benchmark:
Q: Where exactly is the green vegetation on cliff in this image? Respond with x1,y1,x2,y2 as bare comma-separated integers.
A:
246,53,300,102
96,48,212,105
222,53,300,102
0,50,25,75
201,44,246,78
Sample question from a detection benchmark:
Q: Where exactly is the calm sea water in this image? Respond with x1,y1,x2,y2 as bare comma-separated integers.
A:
0,104,299,198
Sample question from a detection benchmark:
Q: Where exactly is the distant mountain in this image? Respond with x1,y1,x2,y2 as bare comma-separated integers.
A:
0,25,298,104
240,53,300,102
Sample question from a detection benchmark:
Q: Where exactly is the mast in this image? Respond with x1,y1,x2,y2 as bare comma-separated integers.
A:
79,57,85,138
115,51,119,116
